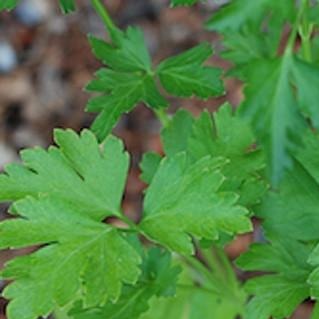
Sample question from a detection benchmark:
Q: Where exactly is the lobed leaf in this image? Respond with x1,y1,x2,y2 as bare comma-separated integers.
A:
0,129,143,319
1,197,142,319
157,43,223,99
88,32,223,141
237,239,313,319
0,129,129,220
159,104,266,207
140,153,252,255
206,0,295,32
70,249,180,319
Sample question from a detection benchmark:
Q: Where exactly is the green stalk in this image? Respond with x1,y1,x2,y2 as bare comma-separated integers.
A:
54,308,71,319
201,246,242,292
311,302,319,319
154,109,171,128
299,0,313,62
90,0,116,32
286,0,310,55
119,214,140,232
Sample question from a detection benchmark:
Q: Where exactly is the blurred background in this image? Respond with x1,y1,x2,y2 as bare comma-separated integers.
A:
0,0,312,318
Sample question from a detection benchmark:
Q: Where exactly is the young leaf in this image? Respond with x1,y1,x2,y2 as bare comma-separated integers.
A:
87,29,168,141
0,129,129,220
70,249,180,319
0,197,142,319
140,154,252,255
237,238,313,319
157,43,223,99
88,35,223,141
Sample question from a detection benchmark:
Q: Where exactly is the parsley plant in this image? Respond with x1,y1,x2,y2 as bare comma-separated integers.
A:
1,1,319,318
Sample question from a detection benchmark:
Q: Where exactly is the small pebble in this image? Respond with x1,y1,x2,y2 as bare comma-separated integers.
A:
0,143,17,169
0,41,17,73
15,0,51,26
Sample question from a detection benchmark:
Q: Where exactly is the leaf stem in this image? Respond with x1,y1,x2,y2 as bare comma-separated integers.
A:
154,109,171,128
311,302,319,319
286,0,309,55
299,0,313,62
119,214,139,232
201,246,240,291
184,255,221,289
90,0,116,32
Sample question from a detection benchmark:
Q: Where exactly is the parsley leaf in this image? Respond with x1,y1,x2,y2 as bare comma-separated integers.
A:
88,28,168,141
157,43,223,99
257,162,319,241
88,31,223,141
0,129,144,319
239,54,308,185
159,105,266,208
0,197,142,319
0,129,129,220
70,249,180,319
206,0,295,32
187,105,266,206
237,238,313,319
141,257,244,319
140,154,252,255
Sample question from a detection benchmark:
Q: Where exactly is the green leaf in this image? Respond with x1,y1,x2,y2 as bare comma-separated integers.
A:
257,163,319,242
70,249,180,319
59,0,76,13
154,105,266,209
140,152,162,184
87,71,167,141
239,54,306,185
88,30,223,140
88,30,168,141
237,238,313,319
141,258,244,319
0,0,18,10
206,0,295,32
157,43,223,99
89,28,152,73
291,57,319,129
188,105,266,207
161,109,194,157
140,153,252,255
218,23,280,74
170,0,200,7
0,197,142,319
0,129,128,220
